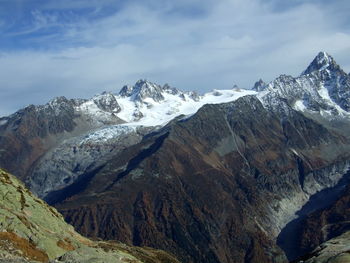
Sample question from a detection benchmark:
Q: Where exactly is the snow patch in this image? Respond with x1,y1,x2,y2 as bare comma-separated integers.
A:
293,100,306,111
318,85,349,116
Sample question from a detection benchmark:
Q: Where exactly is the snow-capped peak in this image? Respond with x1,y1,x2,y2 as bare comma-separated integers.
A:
301,51,339,76
257,51,350,117
48,96,70,107
41,96,76,116
119,79,166,102
92,92,121,113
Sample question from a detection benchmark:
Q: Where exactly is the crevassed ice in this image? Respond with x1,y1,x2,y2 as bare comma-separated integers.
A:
80,125,136,144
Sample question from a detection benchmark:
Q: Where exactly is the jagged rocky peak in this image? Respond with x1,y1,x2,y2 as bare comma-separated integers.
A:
188,91,201,101
119,79,165,102
44,96,76,115
92,91,121,113
162,83,180,95
252,79,266,91
301,51,340,75
48,96,70,106
119,84,133,97
273,74,296,86
257,51,350,115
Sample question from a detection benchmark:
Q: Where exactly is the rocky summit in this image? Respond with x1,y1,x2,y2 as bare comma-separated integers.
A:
0,52,350,263
0,168,181,263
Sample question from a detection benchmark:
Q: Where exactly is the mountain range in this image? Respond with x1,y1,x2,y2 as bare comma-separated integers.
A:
0,52,350,263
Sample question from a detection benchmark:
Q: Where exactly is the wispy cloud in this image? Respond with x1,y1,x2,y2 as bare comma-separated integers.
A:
0,0,349,116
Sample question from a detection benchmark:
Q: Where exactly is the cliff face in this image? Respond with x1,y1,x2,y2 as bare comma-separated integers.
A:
0,168,181,263
54,97,350,263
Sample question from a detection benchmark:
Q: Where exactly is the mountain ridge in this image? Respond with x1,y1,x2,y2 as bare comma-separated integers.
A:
2,51,349,128
55,94,350,262
0,51,350,263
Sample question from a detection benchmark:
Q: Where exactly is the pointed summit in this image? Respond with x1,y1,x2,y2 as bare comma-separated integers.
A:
301,51,340,75
119,79,165,102
252,79,266,91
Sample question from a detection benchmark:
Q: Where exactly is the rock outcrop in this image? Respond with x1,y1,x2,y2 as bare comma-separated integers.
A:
296,230,350,263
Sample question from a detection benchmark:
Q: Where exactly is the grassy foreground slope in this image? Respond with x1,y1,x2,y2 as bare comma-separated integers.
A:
0,168,180,263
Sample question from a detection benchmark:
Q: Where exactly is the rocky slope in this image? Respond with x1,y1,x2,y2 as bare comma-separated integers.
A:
286,173,350,262
0,168,181,263
295,230,350,263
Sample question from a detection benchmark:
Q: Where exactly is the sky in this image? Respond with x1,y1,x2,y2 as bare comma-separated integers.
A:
0,0,350,116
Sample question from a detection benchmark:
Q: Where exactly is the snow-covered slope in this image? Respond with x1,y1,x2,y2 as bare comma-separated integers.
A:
76,79,257,128
117,84,256,126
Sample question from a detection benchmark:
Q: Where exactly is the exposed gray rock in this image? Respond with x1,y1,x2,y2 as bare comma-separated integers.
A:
252,79,267,91
298,230,350,263
187,91,200,101
162,83,180,95
92,92,121,113
118,84,134,97
28,125,154,200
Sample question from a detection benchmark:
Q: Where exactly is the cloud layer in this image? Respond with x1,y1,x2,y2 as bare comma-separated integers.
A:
0,0,350,116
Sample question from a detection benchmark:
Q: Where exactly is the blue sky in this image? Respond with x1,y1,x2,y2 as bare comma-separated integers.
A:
0,0,350,116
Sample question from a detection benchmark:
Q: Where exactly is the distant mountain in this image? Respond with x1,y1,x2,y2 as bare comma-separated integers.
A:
0,168,181,263
260,52,350,117
0,52,350,263
0,79,256,199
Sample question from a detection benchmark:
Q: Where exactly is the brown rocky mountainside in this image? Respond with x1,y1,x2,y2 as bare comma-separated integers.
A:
0,168,181,263
52,96,350,263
